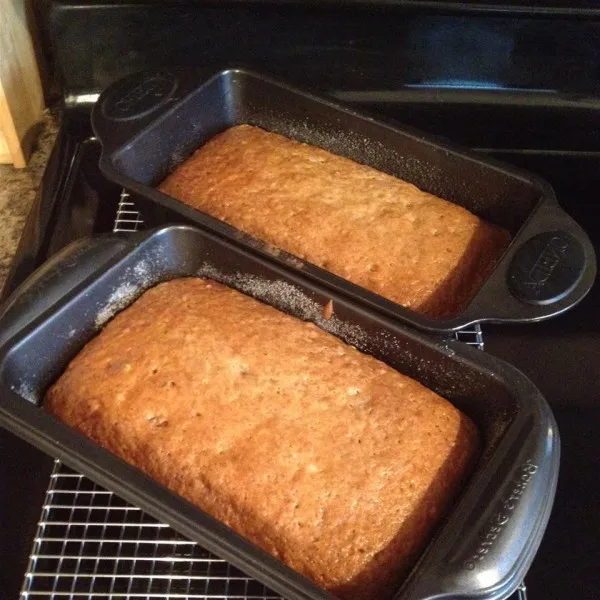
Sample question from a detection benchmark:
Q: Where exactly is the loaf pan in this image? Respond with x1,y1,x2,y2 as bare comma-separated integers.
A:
91,67,595,333
0,225,558,600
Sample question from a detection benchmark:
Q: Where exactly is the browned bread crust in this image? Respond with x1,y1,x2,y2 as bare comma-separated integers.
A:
46,278,479,600
159,125,510,318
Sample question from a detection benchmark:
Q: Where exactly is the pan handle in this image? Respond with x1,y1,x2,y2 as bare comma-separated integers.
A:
396,361,559,600
0,235,136,349
92,70,179,155
92,68,219,156
461,200,596,326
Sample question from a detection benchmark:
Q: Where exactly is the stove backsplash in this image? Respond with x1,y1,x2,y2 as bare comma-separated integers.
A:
40,3,600,150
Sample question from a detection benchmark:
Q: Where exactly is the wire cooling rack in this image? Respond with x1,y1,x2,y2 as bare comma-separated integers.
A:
21,190,526,600
113,192,144,233
21,461,279,599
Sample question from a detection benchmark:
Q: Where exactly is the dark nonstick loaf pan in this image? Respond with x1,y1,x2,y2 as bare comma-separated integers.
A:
0,225,558,600
91,68,595,333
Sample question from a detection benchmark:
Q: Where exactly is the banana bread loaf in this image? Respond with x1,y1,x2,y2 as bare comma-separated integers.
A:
45,277,479,600
158,125,510,318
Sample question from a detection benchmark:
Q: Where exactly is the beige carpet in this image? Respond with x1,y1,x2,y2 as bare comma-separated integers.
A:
0,112,57,290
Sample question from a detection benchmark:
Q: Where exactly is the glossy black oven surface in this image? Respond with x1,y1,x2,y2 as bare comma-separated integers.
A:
2,2,600,600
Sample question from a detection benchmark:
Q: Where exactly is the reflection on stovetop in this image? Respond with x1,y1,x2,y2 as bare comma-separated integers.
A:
3,111,600,600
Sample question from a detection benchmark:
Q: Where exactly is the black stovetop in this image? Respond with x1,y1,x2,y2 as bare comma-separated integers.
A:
2,2,600,599
1,101,598,600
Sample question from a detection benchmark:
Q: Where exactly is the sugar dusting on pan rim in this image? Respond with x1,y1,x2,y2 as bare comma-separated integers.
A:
94,259,154,329
196,262,368,348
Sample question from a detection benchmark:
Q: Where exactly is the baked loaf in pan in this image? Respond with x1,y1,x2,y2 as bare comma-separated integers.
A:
158,125,510,318
46,278,479,600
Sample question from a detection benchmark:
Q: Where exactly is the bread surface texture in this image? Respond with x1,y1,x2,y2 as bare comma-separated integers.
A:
46,278,479,600
159,125,510,317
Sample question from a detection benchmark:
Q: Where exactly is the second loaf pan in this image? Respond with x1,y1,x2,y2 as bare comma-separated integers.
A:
91,67,596,332
0,225,558,600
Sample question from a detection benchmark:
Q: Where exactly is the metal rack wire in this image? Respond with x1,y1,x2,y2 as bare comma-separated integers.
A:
21,462,279,599
20,190,525,600
113,191,145,233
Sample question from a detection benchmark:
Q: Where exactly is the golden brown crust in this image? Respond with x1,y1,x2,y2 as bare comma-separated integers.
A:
159,125,510,318
45,278,479,600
